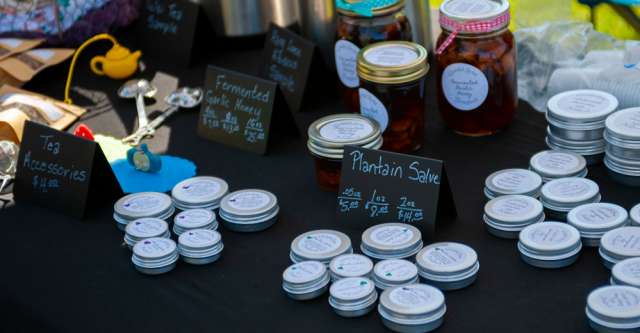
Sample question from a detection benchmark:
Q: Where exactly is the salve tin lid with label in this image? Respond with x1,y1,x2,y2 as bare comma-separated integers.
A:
416,242,478,275
547,89,619,124
568,203,629,233
379,284,446,317
290,229,353,264
612,258,640,287
357,41,429,85
330,277,376,303
484,195,544,226
330,254,374,280
179,229,222,251
174,209,216,229
132,237,178,261
283,261,328,286
541,177,600,206
605,107,640,141
219,189,278,219
586,285,640,329
485,168,542,198
115,192,174,219
631,203,640,226
125,218,169,239
600,227,640,261
373,259,419,283
171,176,229,209
308,114,382,159
361,223,423,259
519,222,582,255
530,150,588,180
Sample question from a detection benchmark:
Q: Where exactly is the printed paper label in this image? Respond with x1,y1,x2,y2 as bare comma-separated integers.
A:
335,40,360,88
620,261,640,280
492,197,535,217
136,238,175,257
492,171,538,192
528,225,569,245
332,278,372,300
444,0,499,16
548,180,591,198
319,119,374,142
285,261,325,283
375,260,417,282
389,286,433,307
442,63,488,111
227,191,270,211
332,255,372,277
299,233,342,254
128,219,166,237
176,209,214,227
178,180,222,198
364,46,417,67
359,88,388,132
181,230,219,247
423,245,466,267
575,206,622,226
536,152,581,173
123,194,166,213
370,226,414,246
557,92,612,116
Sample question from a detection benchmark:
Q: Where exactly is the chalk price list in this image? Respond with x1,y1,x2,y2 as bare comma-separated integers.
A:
339,187,424,223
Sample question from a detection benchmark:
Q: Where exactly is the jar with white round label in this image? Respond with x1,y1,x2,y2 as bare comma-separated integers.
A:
335,0,412,112
435,0,517,136
357,41,429,153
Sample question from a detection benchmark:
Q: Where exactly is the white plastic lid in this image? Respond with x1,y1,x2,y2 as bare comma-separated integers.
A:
174,209,216,229
547,89,618,122
374,259,418,283
601,227,640,258
283,261,327,284
115,192,173,218
362,223,422,251
519,222,581,253
171,176,228,205
530,150,587,178
568,203,629,232
132,237,177,259
291,230,351,260
541,177,600,204
613,258,640,287
178,229,221,249
330,254,374,278
330,277,375,301
485,169,542,196
484,195,543,224
588,285,640,321
605,107,640,140
380,284,445,316
416,242,478,274
125,218,168,238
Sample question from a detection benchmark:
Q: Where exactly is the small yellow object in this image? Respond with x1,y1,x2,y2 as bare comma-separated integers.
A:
64,33,142,104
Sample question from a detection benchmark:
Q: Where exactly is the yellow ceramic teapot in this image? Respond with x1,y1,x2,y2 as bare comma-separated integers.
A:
90,45,142,80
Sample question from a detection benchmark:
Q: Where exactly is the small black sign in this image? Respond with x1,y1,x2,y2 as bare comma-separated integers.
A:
337,146,456,237
260,24,315,113
14,122,122,218
197,65,277,154
138,0,199,66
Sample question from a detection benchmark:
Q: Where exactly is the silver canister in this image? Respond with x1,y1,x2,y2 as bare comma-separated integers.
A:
604,107,640,186
202,0,300,37
297,0,336,67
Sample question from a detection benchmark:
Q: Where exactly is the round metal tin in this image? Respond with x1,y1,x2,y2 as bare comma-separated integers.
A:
329,277,378,318
131,237,179,275
373,259,419,290
600,227,640,268
631,204,640,226
173,209,217,235
124,218,170,249
361,223,423,260
290,230,353,264
483,195,545,238
282,261,331,301
219,189,279,233
612,258,640,288
529,150,588,181
541,177,600,209
586,285,640,332
484,168,542,200
171,176,229,210
308,114,382,159
329,254,374,281
605,107,640,142
415,242,479,291
378,284,446,333
115,192,174,220
547,89,618,124
518,222,582,269
568,203,629,247
178,229,223,265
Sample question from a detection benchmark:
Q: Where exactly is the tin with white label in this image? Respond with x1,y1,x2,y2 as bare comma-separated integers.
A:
568,203,629,247
290,229,353,265
378,284,446,333
173,209,218,236
483,195,545,239
131,237,179,275
171,176,229,210
329,277,378,318
611,258,640,287
372,259,419,290
529,150,588,182
329,254,374,282
415,242,479,291
282,261,331,301
540,177,601,220
361,223,423,260
586,285,640,333
604,107,640,186
599,226,640,269
124,218,170,249
219,189,279,232
518,222,582,269
484,168,542,200
631,204,640,226
546,89,619,140
178,229,223,265
114,192,174,231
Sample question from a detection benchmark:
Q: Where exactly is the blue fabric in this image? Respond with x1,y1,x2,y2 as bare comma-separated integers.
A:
111,155,197,194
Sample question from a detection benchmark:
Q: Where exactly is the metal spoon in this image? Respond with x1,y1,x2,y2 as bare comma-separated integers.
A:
118,79,158,129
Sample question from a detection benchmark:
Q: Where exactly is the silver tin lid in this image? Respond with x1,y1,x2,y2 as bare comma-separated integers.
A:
361,223,423,258
484,195,544,226
485,168,542,198
541,177,600,207
290,230,352,263
330,254,374,279
282,261,330,296
586,285,640,329
174,209,216,229
219,189,278,219
631,204,640,226
114,192,174,220
171,176,229,208
612,258,640,288
530,150,587,180
519,222,581,256
307,114,382,159
568,203,629,234
125,218,169,239
178,229,221,250
600,227,640,261
605,107,640,142
132,237,177,261
440,0,509,28
547,89,618,124
416,242,478,276
379,284,446,319
330,277,376,303
374,259,419,284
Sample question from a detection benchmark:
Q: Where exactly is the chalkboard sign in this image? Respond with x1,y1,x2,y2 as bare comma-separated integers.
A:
197,65,277,154
138,0,199,66
337,146,456,237
261,24,315,113
14,122,122,218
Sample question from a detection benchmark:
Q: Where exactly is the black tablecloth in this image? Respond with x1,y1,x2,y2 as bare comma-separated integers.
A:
2,35,638,333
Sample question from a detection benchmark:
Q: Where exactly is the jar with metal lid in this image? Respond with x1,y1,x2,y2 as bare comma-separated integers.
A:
357,41,428,152
307,114,383,191
335,0,413,112
435,0,517,136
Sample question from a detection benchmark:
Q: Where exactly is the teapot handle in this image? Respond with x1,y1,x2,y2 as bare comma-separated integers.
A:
90,56,106,76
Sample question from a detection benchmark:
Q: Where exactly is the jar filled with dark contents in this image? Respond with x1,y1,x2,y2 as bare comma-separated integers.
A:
307,114,382,191
357,41,428,153
435,0,517,136
335,0,413,112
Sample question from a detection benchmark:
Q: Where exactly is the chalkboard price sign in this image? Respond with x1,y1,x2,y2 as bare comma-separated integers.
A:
138,0,199,66
337,146,456,237
197,65,277,154
261,24,315,113
14,122,122,218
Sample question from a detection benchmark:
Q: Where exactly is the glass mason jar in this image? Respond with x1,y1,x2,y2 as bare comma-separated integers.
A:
307,114,382,191
435,0,517,136
335,0,413,112
357,41,428,153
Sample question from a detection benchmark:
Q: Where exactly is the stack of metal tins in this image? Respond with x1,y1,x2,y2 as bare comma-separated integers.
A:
604,108,640,186
611,258,640,287
113,192,175,231
518,222,582,269
540,177,601,220
586,286,640,333
483,169,542,200
529,150,588,182
131,238,179,275
177,229,224,265
124,218,170,249
360,223,423,261
329,254,374,281
171,176,229,211
546,89,619,164
218,189,279,232
567,203,629,247
483,195,545,239
372,259,419,290
378,284,446,333
599,226,640,269
173,209,218,236
282,261,331,300
328,277,378,318
415,242,480,291
290,230,353,264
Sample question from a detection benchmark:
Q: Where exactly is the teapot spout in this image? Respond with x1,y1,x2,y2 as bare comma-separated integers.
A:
131,50,142,62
